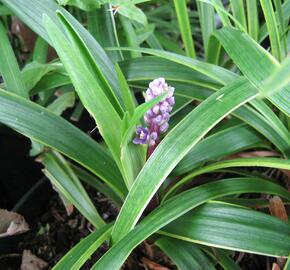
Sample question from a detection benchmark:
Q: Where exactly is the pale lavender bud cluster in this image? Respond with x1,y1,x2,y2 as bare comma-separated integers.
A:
133,78,175,147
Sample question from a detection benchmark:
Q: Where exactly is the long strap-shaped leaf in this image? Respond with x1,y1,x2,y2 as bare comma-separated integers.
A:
53,223,112,270
213,27,290,116
174,124,265,175
0,0,124,107
111,77,259,243
43,14,123,170
42,151,105,228
92,178,290,269
0,21,27,98
259,0,282,61
173,0,196,58
0,88,126,199
156,236,216,270
161,202,290,257
166,157,290,200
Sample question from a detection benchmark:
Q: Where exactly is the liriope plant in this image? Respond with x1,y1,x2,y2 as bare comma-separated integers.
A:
0,0,289,269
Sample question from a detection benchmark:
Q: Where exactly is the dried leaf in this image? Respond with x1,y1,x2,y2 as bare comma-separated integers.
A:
141,257,170,270
269,196,288,222
272,262,281,270
21,250,47,270
226,150,280,159
0,209,29,238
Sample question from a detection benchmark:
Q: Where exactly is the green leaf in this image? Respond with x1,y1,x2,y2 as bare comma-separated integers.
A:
118,4,148,26
173,0,196,58
119,56,221,90
213,27,290,116
156,236,216,270
32,37,49,63
205,248,241,270
261,56,290,96
174,124,266,175
115,63,136,116
1,0,124,108
111,77,258,244
246,0,259,41
197,1,215,60
258,0,290,43
166,158,290,200
71,164,122,208
42,151,105,228
53,223,112,270
0,88,126,199
111,47,237,85
0,21,27,98
57,10,124,116
56,0,100,11
44,13,124,171
161,202,290,257
285,254,290,270
47,92,75,115
260,0,282,61
87,4,122,62
92,178,290,269
230,0,247,30
119,16,141,58
21,61,56,92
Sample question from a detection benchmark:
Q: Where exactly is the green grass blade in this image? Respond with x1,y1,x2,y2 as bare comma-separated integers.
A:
33,37,49,63
0,88,126,199
213,27,290,116
156,237,216,270
166,157,290,200
260,0,282,61
273,0,287,58
174,124,265,175
230,0,247,30
258,0,290,43
57,10,124,116
87,4,123,62
42,151,105,228
0,21,27,98
161,202,290,257
173,0,196,58
43,14,124,170
119,16,141,58
53,223,112,270
71,164,122,208
92,178,290,269
285,255,290,270
111,47,237,85
246,0,259,41
1,0,124,109
111,77,258,243
210,0,231,27
21,62,56,92
115,63,136,116
206,248,241,270
119,56,222,90
261,56,290,96
197,1,215,60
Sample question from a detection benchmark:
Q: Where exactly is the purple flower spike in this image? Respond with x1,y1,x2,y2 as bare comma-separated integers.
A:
133,78,175,156
133,126,150,145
